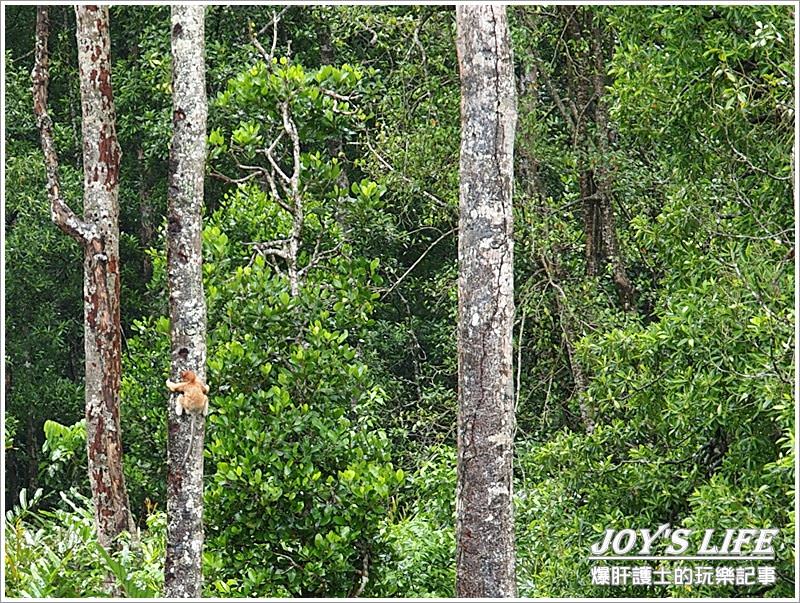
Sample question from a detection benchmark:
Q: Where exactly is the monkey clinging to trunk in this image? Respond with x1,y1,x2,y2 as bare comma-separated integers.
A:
166,369,209,416
166,370,210,467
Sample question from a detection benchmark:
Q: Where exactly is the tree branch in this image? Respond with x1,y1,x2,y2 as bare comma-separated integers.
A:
363,136,450,210
31,6,96,245
349,550,370,597
532,54,574,131
381,227,456,300
249,7,289,64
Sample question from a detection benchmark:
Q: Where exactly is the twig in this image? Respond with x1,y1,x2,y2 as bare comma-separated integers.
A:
364,137,450,210
273,550,302,571
380,228,456,300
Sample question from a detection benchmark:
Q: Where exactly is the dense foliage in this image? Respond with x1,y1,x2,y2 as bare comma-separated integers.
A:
4,5,795,597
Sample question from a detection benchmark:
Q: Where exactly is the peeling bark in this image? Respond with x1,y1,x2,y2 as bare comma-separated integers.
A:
455,5,517,598
165,5,208,598
32,5,134,562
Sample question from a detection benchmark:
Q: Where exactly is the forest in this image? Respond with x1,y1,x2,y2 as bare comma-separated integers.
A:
3,3,796,599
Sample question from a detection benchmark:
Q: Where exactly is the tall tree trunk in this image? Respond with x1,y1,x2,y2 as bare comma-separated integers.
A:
454,5,517,597
32,5,134,558
591,21,635,311
561,7,602,277
165,5,208,598
138,147,154,283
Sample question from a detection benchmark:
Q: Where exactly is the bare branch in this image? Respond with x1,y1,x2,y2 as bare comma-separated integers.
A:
256,7,290,38
244,240,290,260
281,101,301,194
282,101,303,297
363,137,450,209
256,247,289,258
533,55,574,131
265,141,291,185
276,551,303,572
412,12,431,67
258,130,284,158
251,159,291,213
299,240,344,277
249,8,289,64
381,227,456,300
210,168,258,185
31,6,97,245
299,229,324,276
320,88,358,102
349,551,370,598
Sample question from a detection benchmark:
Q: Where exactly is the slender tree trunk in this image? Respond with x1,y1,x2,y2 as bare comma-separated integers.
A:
138,148,154,283
454,5,517,597
591,21,635,311
562,7,602,277
32,5,134,558
165,5,208,598
540,255,594,432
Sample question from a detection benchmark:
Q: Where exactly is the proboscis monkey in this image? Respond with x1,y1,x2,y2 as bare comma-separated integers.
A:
166,370,209,466
166,369,209,416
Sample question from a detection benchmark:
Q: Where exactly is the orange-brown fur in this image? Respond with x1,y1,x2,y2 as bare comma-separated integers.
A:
166,369,209,416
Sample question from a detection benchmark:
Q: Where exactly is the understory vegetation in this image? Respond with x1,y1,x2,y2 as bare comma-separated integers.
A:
4,4,795,597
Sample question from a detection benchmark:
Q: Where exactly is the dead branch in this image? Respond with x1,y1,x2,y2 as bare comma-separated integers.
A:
31,6,97,245
381,227,456,300
363,137,450,210
249,7,289,64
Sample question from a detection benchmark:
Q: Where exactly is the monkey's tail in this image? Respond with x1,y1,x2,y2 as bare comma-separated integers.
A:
181,414,197,468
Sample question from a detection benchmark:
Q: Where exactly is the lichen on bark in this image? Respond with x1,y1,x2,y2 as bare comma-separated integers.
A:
164,5,208,598
455,5,518,598
33,6,134,566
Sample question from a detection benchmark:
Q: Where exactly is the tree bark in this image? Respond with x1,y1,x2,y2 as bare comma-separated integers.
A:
454,5,517,598
32,5,134,557
165,5,208,598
